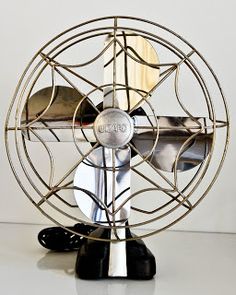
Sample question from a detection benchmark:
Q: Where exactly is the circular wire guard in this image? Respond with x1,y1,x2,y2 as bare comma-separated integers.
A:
5,16,229,242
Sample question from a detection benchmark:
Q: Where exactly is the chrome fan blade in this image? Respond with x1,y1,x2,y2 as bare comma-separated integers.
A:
21,86,97,142
103,31,160,111
132,116,213,172
74,32,154,228
73,146,131,226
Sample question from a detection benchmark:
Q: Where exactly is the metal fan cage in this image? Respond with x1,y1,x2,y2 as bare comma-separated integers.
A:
5,16,229,241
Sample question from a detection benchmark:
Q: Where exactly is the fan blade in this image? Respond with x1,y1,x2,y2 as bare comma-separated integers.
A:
21,86,97,142
73,146,131,226
103,31,160,111
132,116,213,172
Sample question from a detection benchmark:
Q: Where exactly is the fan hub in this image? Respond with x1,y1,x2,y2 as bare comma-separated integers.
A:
94,108,134,148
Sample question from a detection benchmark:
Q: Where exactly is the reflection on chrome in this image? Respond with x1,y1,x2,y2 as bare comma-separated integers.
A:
21,85,97,142
132,116,213,172
103,31,160,111
74,146,131,226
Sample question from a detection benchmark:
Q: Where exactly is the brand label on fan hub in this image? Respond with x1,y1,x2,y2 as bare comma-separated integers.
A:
98,123,127,133
94,108,134,148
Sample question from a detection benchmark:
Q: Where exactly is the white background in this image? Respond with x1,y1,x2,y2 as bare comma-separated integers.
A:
0,0,235,233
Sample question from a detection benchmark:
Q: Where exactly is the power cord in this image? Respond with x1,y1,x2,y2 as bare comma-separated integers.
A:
38,223,96,251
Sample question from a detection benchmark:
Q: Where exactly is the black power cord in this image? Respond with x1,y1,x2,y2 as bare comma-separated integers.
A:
38,223,96,251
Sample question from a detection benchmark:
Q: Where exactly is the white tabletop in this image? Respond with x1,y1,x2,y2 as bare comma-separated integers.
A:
0,223,235,295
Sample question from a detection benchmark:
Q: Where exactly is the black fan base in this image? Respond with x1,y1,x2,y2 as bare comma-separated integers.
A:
38,224,156,280
76,227,156,280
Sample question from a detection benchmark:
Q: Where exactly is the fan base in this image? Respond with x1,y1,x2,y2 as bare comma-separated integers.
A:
76,228,156,280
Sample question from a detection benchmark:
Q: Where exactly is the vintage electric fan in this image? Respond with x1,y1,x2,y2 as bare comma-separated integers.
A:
5,16,229,279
